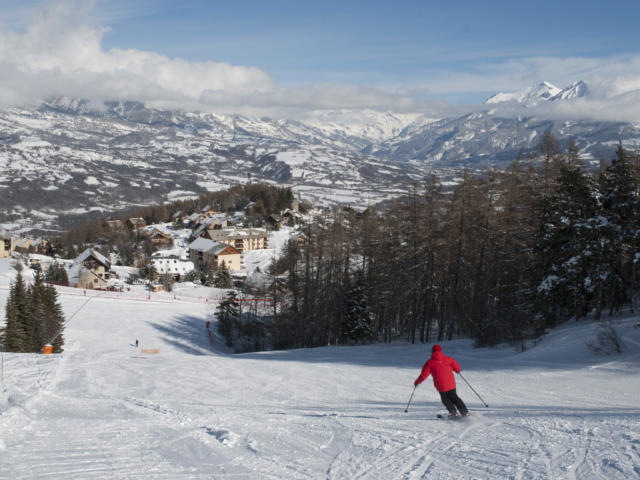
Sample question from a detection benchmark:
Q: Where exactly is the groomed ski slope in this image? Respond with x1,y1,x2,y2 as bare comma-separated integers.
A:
1,267,639,478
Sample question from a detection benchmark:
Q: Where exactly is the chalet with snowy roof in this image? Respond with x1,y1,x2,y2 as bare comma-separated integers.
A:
28,237,51,255
0,228,12,259
192,215,229,238
69,248,112,290
282,208,304,225
202,228,268,253
188,237,241,272
201,205,219,217
186,212,205,227
104,219,125,231
127,217,147,230
152,257,195,281
172,210,190,224
267,214,285,229
289,232,307,247
147,229,174,247
13,237,33,254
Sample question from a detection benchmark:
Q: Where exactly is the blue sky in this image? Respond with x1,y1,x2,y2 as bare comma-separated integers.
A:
2,0,640,116
94,0,640,101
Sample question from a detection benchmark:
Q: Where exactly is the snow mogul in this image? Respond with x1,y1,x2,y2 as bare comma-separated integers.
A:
414,345,469,418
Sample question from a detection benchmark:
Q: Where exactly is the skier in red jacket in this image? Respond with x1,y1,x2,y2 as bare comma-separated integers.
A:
414,345,469,418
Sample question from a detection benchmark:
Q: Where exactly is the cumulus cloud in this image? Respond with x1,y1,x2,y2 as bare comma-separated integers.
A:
0,1,273,108
0,1,441,117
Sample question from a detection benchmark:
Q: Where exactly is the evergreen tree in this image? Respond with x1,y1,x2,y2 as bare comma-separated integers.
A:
216,291,240,347
201,267,215,287
597,142,638,316
182,269,201,284
213,261,233,288
45,261,69,286
4,272,29,352
3,271,66,353
118,244,135,266
535,164,601,326
342,271,376,344
42,284,65,353
28,271,47,352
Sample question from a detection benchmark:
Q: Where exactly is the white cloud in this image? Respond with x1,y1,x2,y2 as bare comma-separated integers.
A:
0,1,274,108
421,54,640,99
2,1,640,123
198,84,451,117
0,1,438,117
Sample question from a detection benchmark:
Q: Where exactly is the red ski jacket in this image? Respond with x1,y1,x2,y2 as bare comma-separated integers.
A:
414,348,461,392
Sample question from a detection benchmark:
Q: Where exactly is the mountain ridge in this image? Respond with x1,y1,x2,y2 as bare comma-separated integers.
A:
2,87,640,232
485,80,590,106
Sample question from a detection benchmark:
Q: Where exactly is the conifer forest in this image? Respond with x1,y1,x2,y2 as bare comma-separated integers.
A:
259,138,640,351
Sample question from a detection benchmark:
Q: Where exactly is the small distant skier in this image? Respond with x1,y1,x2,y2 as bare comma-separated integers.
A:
414,344,469,418
135,339,139,347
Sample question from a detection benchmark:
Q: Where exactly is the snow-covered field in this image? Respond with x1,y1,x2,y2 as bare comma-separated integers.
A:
1,259,639,479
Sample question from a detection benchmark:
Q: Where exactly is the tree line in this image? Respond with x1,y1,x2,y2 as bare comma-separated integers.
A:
234,137,639,351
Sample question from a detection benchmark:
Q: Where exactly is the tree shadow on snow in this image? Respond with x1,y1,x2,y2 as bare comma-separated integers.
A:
236,340,640,372
238,342,433,368
149,314,217,356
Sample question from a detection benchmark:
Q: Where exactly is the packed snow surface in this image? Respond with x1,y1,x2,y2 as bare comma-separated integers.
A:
1,259,639,479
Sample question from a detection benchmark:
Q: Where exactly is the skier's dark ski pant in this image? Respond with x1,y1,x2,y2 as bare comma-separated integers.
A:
439,388,468,415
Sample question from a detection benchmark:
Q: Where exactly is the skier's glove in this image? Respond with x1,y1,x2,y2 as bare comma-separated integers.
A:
414,379,420,387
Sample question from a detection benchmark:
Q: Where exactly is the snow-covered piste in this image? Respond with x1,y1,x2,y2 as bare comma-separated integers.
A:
1,259,639,479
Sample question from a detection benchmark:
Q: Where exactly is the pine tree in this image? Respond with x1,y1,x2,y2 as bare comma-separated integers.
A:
535,164,601,326
4,272,29,352
42,284,65,353
342,271,375,344
216,291,240,347
3,270,66,353
29,271,47,352
213,261,233,288
45,262,69,286
597,142,638,316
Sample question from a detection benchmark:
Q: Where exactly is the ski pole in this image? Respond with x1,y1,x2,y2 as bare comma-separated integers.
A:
404,385,417,413
457,372,489,408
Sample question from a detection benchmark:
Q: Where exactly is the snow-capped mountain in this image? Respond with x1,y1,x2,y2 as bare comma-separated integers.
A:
486,81,562,106
373,110,640,167
373,79,634,167
486,80,589,106
552,80,589,101
303,109,422,144
2,86,640,231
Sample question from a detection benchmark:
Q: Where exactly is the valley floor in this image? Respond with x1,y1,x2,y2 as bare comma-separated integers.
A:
1,261,639,479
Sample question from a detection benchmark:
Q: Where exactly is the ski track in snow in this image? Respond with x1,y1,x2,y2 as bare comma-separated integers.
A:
0,267,639,479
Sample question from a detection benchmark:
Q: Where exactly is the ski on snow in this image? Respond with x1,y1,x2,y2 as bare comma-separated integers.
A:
436,414,470,420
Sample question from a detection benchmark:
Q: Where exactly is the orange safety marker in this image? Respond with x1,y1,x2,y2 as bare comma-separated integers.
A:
140,349,159,354
42,344,53,354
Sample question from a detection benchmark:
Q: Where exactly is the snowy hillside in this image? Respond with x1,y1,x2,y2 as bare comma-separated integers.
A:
3,93,640,232
1,258,639,479
0,102,422,231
